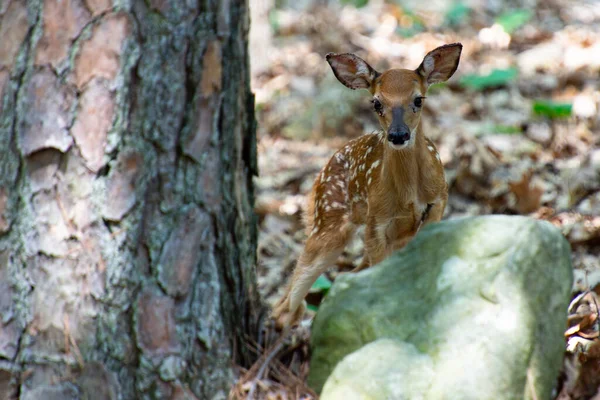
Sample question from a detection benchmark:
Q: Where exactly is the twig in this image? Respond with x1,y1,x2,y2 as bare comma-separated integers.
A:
246,334,287,400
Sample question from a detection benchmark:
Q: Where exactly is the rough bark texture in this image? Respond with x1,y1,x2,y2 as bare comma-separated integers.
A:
0,0,260,399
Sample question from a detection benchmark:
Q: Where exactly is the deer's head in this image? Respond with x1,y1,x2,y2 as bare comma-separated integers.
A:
327,43,462,149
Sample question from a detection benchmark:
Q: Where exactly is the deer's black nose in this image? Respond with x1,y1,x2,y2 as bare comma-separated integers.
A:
388,107,410,145
388,127,410,145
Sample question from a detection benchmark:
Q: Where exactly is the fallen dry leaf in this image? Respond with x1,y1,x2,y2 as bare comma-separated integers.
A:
509,171,544,214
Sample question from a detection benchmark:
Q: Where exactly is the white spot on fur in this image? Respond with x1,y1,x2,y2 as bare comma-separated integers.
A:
428,145,435,152
331,201,343,209
325,205,332,212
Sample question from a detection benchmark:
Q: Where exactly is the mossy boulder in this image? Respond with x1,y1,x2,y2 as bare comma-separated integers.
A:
309,216,573,400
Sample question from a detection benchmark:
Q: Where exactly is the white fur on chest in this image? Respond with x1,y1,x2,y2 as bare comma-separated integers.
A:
415,199,429,216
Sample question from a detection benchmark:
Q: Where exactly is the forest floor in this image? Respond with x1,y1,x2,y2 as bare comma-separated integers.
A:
233,0,600,398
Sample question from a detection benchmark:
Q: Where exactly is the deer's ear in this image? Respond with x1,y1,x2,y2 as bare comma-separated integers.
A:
326,53,379,90
416,43,462,86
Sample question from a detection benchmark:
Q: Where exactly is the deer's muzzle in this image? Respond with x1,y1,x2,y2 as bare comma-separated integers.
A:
388,107,411,146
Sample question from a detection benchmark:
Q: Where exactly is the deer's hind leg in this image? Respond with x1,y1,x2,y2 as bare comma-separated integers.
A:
272,212,354,329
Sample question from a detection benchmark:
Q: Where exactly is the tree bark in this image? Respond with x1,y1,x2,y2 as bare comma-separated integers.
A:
0,0,260,399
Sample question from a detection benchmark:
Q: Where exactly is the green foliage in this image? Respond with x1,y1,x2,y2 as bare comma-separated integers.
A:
307,275,333,312
533,100,572,119
459,68,518,90
427,82,448,94
311,274,333,294
495,10,533,34
268,9,280,32
340,0,369,8
470,122,523,137
395,9,425,37
493,125,523,135
445,2,471,26
307,304,319,312
396,23,425,38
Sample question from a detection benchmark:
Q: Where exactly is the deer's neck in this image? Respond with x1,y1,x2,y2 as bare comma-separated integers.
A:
381,127,427,198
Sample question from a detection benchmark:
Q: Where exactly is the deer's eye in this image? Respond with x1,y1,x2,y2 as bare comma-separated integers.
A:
372,98,383,116
414,97,425,108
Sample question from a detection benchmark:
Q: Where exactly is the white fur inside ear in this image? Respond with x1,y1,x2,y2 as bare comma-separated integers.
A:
423,55,435,74
335,63,354,77
355,63,369,76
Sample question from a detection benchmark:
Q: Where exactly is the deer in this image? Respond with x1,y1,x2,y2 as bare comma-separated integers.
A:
271,43,463,329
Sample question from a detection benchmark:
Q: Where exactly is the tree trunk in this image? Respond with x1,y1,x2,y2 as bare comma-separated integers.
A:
0,0,260,399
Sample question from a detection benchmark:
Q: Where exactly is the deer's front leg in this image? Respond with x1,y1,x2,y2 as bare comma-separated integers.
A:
352,217,382,272
363,210,416,266
382,204,423,259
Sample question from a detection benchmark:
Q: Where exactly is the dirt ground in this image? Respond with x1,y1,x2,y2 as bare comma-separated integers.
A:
235,0,600,398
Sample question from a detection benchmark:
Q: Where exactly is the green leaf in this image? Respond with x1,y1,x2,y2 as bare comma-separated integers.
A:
495,9,532,34
493,125,522,134
396,22,425,38
340,0,369,8
428,82,448,93
268,9,280,32
392,5,425,38
307,304,319,312
311,274,332,293
445,2,471,26
532,100,572,119
459,68,518,90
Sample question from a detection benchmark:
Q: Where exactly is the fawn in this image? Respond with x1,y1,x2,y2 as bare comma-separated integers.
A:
272,43,462,328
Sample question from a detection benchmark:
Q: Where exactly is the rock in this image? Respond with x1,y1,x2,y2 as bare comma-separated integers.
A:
321,339,434,400
309,216,573,400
